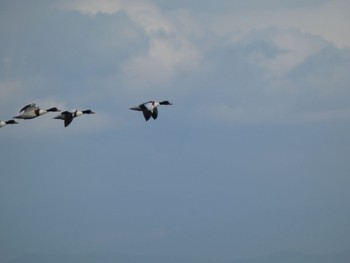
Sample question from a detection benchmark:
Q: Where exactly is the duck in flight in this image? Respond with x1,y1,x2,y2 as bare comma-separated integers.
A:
0,119,18,128
54,109,95,127
14,103,60,119
130,100,172,121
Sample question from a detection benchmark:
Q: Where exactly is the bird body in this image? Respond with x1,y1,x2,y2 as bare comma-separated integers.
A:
14,103,60,119
130,100,172,121
54,109,95,127
0,119,18,128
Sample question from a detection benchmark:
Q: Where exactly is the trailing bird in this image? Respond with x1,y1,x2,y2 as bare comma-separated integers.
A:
0,119,18,128
54,109,95,127
14,103,60,119
130,100,172,121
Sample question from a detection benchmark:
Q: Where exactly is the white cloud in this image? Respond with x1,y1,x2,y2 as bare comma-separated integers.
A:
201,0,350,48
59,0,173,33
122,36,202,89
188,26,350,125
289,0,350,48
243,28,330,78
59,0,203,89
58,0,127,15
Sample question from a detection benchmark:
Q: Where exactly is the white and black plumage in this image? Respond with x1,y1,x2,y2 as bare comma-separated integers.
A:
54,109,95,127
14,103,60,119
0,119,18,128
130,100,172,121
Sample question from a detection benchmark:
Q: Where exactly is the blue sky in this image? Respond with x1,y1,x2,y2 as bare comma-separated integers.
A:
1,0,350,262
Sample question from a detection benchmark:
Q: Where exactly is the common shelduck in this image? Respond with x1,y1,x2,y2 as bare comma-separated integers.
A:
14,103,60,119
54,109,95,127
0,119,18,128
130,100,172,121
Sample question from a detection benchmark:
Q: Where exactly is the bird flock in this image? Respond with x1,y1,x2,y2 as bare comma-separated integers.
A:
0,100,172,128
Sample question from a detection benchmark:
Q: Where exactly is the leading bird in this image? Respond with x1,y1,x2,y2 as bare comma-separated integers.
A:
130,100,172,121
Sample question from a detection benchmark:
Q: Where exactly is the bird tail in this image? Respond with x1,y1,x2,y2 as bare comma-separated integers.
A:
130,106,142,111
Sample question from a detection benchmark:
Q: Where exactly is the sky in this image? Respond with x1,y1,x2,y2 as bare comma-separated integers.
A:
1,0,350,262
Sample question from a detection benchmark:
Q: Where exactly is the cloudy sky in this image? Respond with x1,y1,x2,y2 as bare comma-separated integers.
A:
1,0,350,262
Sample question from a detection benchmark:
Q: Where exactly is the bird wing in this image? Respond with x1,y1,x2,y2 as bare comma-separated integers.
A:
152,107,158,119
142,109,152,121
62,111,74,127
19,103,37,113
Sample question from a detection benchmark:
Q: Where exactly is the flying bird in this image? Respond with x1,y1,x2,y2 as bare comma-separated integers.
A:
0,119,18,128
14,103,60,119
54,109,95,127
130,100,172,121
